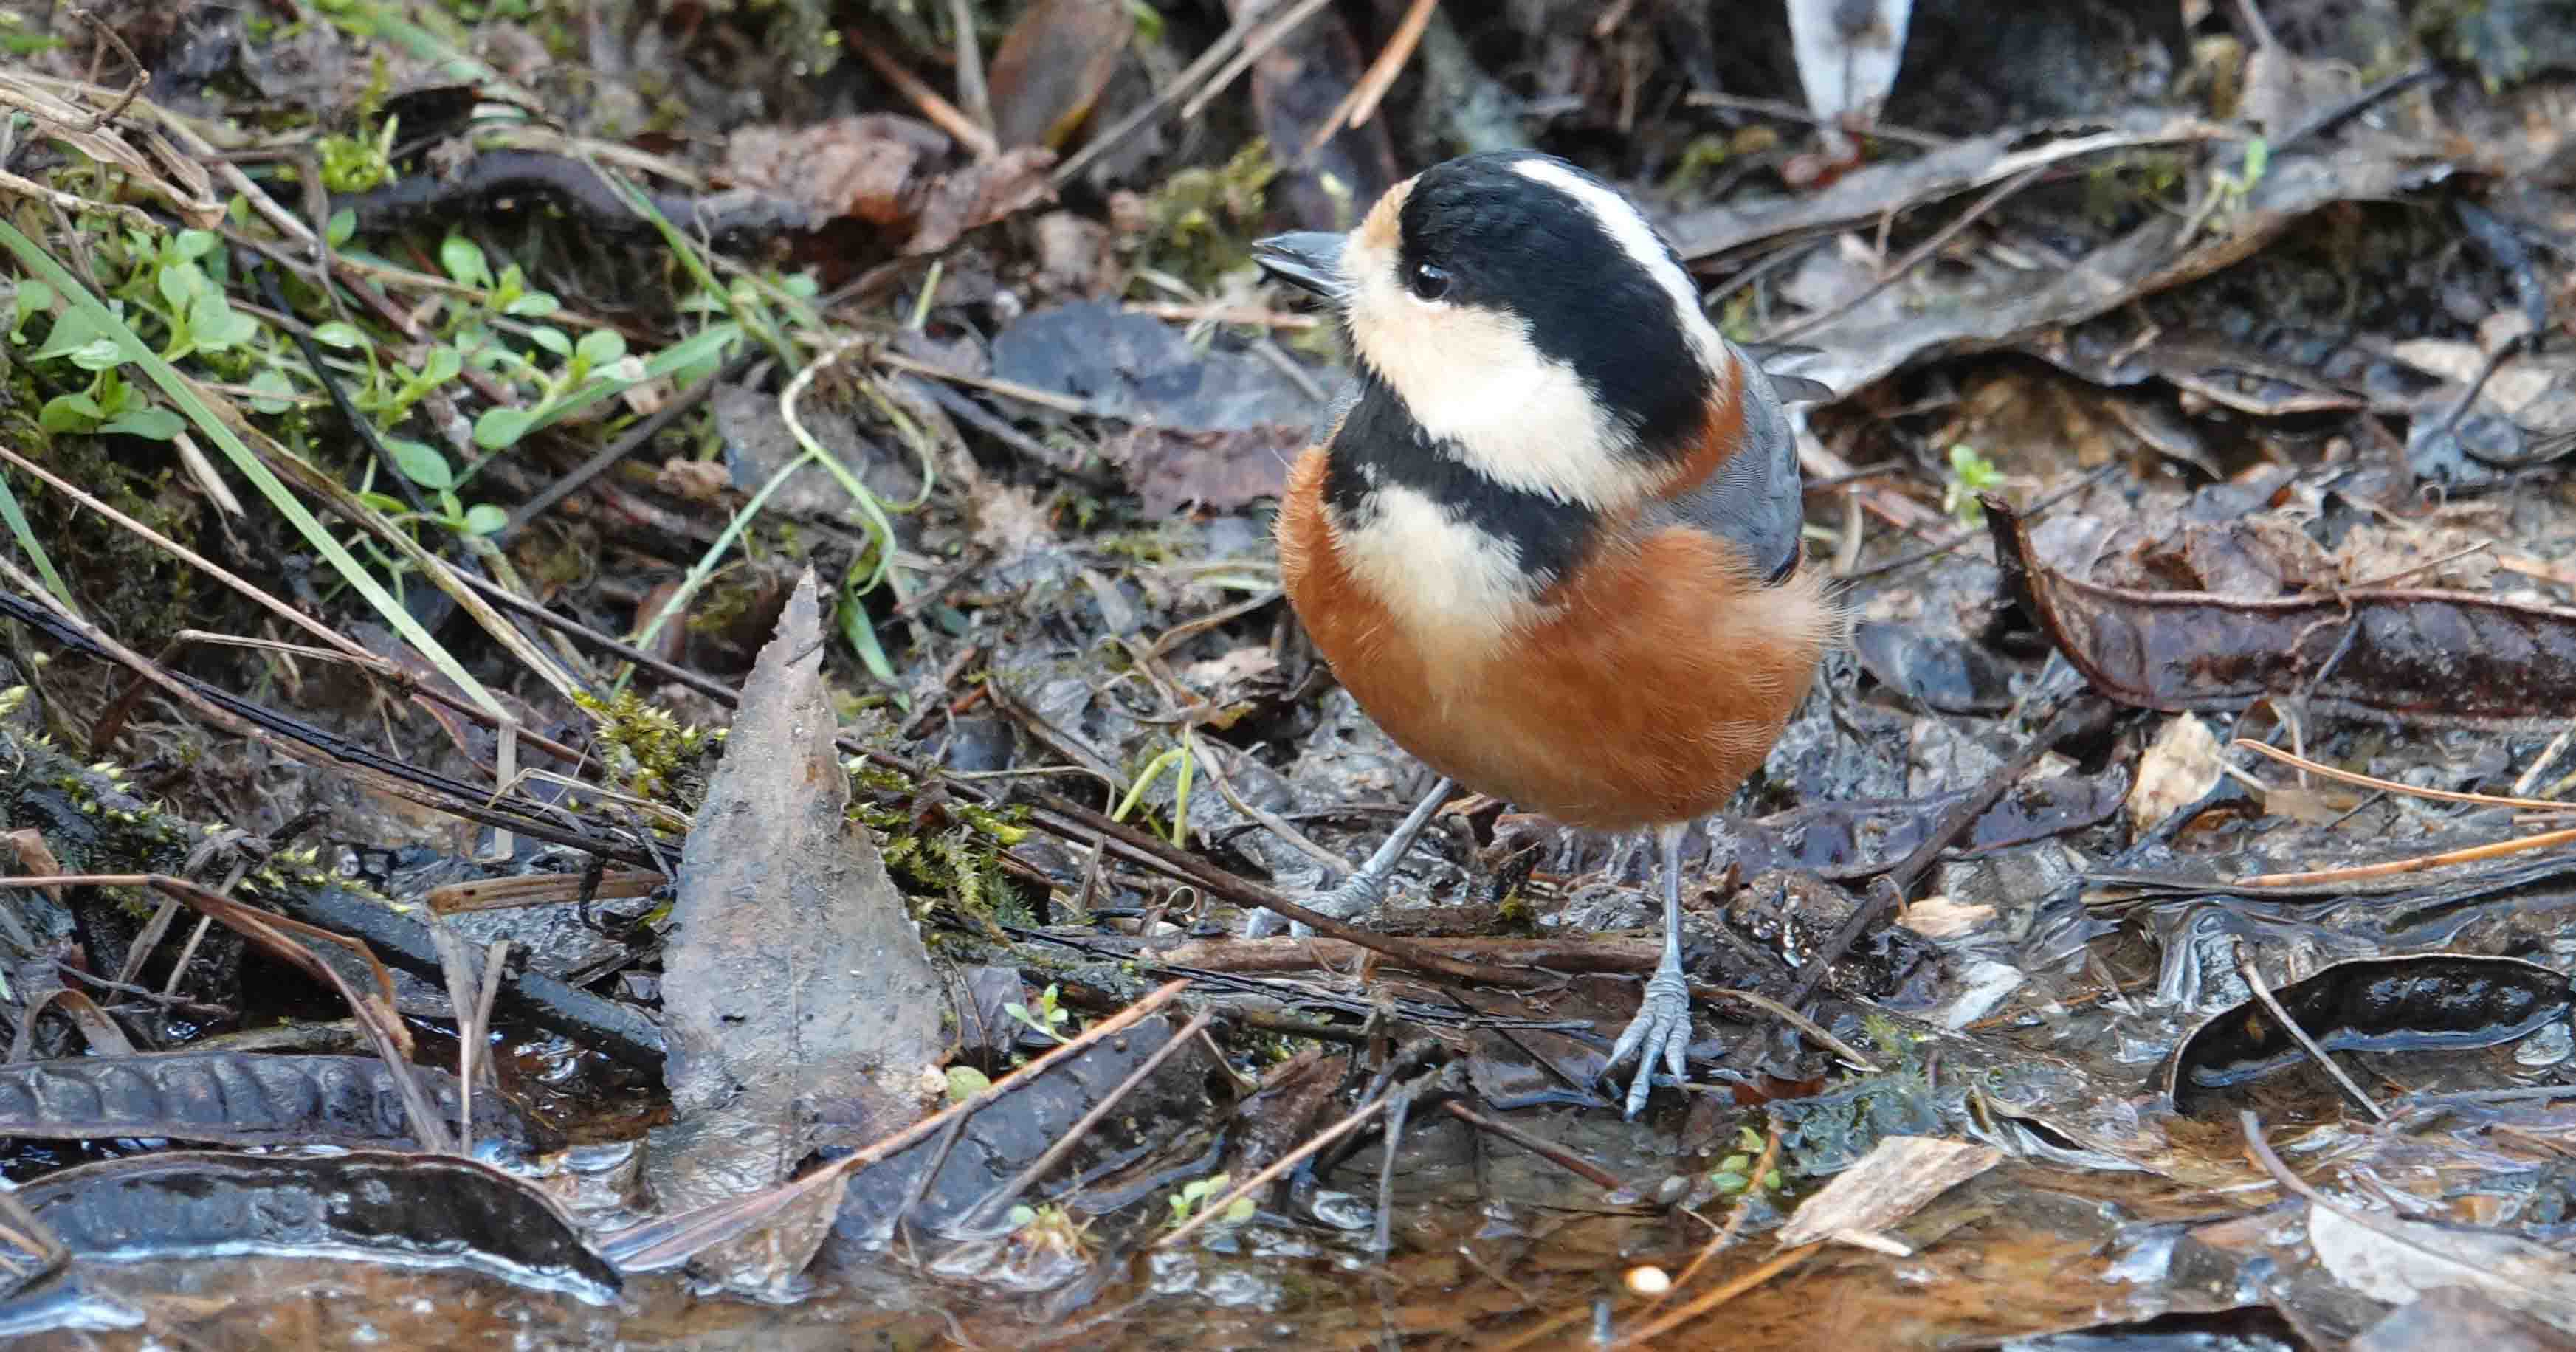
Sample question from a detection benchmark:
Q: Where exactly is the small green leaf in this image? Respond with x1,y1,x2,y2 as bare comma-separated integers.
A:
67,338,126,372
30,309,106,362
157,261,202,311
190,290,256,353
10,280,55,339
461,503,508,535
102,405,184,440
246,368,296,414
439,234,493,289
472,405,538,449
1002,1002,1030,1022
311,321,369,349
574,328,627,366
503,290,559,317
383,436,455,490
529,325,571,357
948,1066,992,1103
2242,137,2269,184
1007,1204,1037,1227
1222,1197,1255,1223
421,345,464,384
38,392,103,432
173,230,220,261
326,207,357,249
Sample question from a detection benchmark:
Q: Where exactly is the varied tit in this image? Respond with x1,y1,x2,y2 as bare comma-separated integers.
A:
1253,151,1839,1117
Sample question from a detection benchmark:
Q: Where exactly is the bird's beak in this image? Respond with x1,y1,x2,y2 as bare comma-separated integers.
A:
1253,232,1346,299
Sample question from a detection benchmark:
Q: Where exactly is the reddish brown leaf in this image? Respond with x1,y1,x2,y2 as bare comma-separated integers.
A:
1989,497,2576,728
987,0,1133,150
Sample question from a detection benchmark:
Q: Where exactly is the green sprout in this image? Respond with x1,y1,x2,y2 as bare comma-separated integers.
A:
1942,444,2004,525
1004,983,1074,1045
1166,1174,1255,1229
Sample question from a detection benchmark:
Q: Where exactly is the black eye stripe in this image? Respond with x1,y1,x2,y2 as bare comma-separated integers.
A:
1391,151,1705,465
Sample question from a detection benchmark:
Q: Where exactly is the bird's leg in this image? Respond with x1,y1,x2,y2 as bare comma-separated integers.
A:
1246,776,1455,938
1604,821,1695,1117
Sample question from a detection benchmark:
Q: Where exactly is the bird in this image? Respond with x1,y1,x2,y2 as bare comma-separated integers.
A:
1250,150,1839,1117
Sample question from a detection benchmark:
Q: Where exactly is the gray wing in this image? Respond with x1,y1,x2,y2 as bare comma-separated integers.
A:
1645,341,1817,582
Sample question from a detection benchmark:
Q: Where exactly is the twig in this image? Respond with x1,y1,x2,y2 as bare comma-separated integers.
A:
1154,1087,1393,1250
1178,0,1340,122
605,979,1191,1269
1684,90,1949,149
876,350,1092,414
959,1008,1217,1229
1191,742,1351,874
2235,824,2576,889
1843,462,2119,582
946,0,993,139
1611,1243,1823,1347
1653,1121,1780,1305
1306,0,1436,155
1781,694,2110,1010
2233,739,2572,813
503,352,754,541
850,35,999,160
1759,164,2049,345
1057,0,1334,186
67,9,149,131
2233,941,2386,1122
1030,792,1546,988
1440,1100,1623,1190
1125,300,1318,329
1702,987,1880,1072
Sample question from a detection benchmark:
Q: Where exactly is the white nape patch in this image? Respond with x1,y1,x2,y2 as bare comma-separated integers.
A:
1340,230,1651,511
1509,159,1729,384
1329,482,1536,661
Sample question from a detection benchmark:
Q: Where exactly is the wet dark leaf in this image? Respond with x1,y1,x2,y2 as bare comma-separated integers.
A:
826,1013,1216,1249
0,1052,545,1152
1990,497,2576,728
2163,954,2573,1115
1851,621,2022,714
991,300,1318,511
19,1151,621,1301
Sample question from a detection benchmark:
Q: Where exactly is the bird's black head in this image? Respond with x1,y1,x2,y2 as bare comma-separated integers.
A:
1256,151,1732,511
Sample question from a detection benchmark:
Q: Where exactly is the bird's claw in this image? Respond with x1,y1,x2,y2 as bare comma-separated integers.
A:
1244,872,1384,939
1602,967,1693,1117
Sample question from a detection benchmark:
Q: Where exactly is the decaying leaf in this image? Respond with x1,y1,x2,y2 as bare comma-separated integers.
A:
988,0,1133,150
647,568,943,1289
1775,1136,2004,1252
1991,498,2576,728
720,116,1055,252
2127,712,2222,833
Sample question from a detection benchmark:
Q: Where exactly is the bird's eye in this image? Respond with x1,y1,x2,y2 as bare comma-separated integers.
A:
1408,261,1450,300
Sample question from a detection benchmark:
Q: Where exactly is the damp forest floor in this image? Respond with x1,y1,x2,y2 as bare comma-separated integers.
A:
2,1,2576,1348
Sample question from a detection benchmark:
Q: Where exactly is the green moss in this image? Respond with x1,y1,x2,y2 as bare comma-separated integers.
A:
572,689,718,806
1123,139,1281,296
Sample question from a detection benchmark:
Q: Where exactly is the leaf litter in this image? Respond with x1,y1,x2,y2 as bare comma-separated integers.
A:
0,1,2574,1348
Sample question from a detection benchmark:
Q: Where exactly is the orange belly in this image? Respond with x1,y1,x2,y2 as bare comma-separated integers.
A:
1277,448,1829,833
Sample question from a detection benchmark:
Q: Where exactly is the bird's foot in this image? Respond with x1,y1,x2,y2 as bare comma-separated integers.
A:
1243,870,1388,939
1602,964,1693,1117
